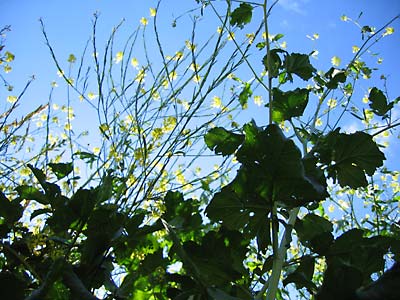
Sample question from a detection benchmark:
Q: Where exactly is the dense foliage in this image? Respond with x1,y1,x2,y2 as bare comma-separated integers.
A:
1,1,399,300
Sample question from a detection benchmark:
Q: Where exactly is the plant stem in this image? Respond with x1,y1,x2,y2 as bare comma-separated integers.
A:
265,207,300,300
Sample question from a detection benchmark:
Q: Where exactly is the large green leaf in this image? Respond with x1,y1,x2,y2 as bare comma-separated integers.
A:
284,53,316,81
271,88,309,122
368,87,394,117
206,123,328,231
295,213,333,254
204,127,244,156
312,129,385,188
230,3,253,29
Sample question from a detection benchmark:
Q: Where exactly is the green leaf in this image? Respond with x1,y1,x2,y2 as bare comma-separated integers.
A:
239,82,252,108
0,191,23,224
230,3,253,29
271,88,309,122
284,53,316,81
206,186,251,230
283,256,317,293
206,122,328,232
262,49,285,78
15,185,47,205
325,67,347,89
295,213,333,253
204,127,244,156
368,87,394,117
271,33,284,42
313,129,385,188
48,162,73,180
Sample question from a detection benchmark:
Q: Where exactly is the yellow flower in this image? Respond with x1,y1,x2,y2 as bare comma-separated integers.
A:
150,8,156,17
169,70,178,80
115,51,123,64
383,27,394,37
331,56,341,67
189,63,200,71
352,46,360,53
140,17,148,26
6,95,17,103
315,118,323,127
163,116,177,131
328,204,335,213
88,92,98,100
217,26,223,34
327,98,337,108
93,147,100,155
340,15,348,22
131,57,139,68
135,68,146,82
227,32,235,41
254,95,263,106
211,96,222,108
185,40,196,51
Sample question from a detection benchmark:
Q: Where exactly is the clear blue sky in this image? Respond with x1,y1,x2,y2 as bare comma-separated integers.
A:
1,0,400,164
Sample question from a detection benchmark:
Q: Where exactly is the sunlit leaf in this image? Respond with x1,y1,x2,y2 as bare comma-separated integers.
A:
270,88,309,122
204,127,244,156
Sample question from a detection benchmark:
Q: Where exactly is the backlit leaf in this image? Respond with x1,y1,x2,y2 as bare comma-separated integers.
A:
230,3,253,29
204,127,244,156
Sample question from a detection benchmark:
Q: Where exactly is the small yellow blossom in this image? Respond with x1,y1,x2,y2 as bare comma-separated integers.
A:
185,40,196,51
340,15,348,22
88,92,98,100
169,70,178,80
135,68,146,82
331,56,341,67
150,8,156,17
64,123,72,131
140,17,148,26
131,57,139,68
228,32,235,41
383,27,394,37
190,63,200,71
217,26,223,34
6,95,17,103
352,46,360,53
211,96,222,108
280,41,287,49
193,74,201,83
327,98,337,108
115,51,123,64
362,95,369,103
254,95,263,106
57,70,64,77
51,81,58,87
93,147,101,155
4,65,12,73
328,204,335,213
174,51,183,60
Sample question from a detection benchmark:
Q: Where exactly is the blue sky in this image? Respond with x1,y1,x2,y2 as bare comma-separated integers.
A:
1,0,399,165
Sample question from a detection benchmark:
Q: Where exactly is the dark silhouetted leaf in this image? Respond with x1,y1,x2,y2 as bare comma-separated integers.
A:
325,67,347,89
204,127,244,156
0,191,23,224
230,3,253,29
48,162,73,180
283,256,317,293
368,87,394,117
312,129,385,188
15,185,47,205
